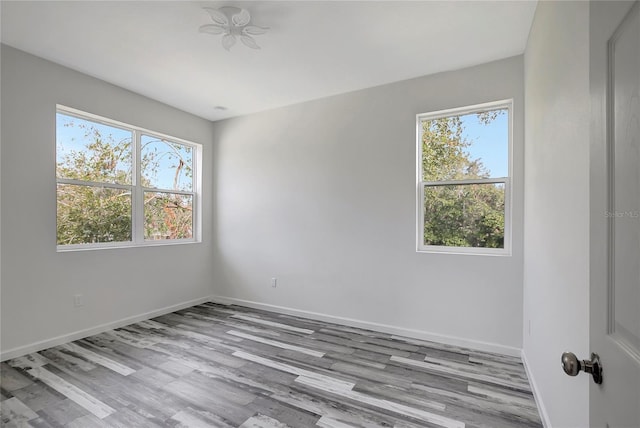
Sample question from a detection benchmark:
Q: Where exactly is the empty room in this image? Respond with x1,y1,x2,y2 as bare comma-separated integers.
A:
1,1,638,427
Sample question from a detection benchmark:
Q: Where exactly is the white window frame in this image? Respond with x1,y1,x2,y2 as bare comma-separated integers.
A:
416,99,513,256
56,105,202,252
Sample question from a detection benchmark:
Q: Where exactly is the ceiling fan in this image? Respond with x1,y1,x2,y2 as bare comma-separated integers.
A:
199,6,269,51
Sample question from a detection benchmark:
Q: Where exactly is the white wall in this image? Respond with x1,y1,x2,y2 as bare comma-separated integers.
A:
0,46,215,358
522,2,591,427
211,56,525,354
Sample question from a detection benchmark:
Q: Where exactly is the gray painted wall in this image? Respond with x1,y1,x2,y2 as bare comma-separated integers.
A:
0,46,215,356
523,2,591,426
211,56,525,353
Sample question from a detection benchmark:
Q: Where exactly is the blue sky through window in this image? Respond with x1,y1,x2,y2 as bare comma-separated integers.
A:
458,109,508,178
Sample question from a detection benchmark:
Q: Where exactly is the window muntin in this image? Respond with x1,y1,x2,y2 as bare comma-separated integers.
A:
56,106,201,250
417,100,512,255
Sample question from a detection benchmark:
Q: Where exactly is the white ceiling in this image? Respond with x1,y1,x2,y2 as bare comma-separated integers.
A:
1,1,537,121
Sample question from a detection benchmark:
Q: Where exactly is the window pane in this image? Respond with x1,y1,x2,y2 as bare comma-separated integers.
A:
56,113,132,185
144,192,193,240
57,184,132,245
423,183,505,248
141,135,193,191
421,108,508,181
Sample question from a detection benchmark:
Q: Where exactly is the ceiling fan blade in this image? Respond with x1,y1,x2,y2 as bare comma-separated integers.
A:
203,7,229,26
240,35,260,49
222,34,237,51
232,8,251,27
242,25,268,36
199,24,226,35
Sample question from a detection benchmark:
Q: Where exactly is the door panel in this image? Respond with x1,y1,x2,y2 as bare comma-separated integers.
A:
591,1,640,427
612,0,640,358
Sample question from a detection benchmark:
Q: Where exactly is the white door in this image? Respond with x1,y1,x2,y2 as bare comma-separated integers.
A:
590,1,640,427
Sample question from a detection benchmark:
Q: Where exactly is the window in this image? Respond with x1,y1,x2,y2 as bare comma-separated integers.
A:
56,106,201,250
416,100,511,255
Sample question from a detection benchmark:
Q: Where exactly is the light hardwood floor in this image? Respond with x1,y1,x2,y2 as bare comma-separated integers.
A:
1,302,542,427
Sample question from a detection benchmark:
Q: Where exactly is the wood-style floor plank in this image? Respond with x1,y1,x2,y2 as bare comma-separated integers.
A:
1,303,542,427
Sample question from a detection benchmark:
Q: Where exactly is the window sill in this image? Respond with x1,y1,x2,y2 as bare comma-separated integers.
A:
416,246,511,257
56,239,201,252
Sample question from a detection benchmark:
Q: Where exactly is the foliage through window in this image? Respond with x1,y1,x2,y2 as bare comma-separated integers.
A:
56,107,200,249
417,101,511,254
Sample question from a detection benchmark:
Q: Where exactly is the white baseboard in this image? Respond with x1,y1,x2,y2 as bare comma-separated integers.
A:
0,295,214,362
521,349,552,428
1,293,523,362
210,295,522,357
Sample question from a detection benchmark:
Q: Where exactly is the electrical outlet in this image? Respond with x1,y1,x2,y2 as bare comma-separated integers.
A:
74,294,84,307
271,277,277,288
